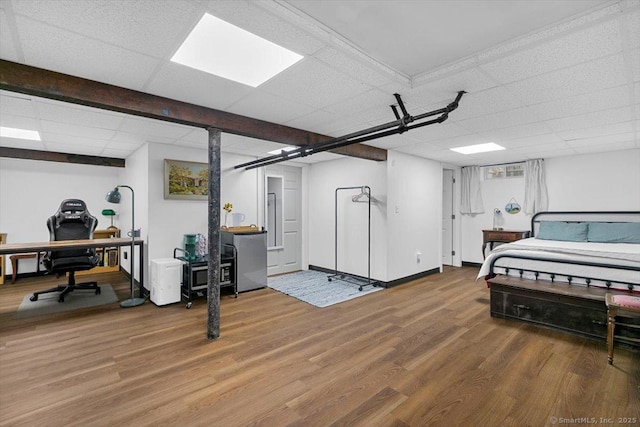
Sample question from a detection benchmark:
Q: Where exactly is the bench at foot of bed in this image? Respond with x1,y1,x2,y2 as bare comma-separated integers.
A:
488,275,640,346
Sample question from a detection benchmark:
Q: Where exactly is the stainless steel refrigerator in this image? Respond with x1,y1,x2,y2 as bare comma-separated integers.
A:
221,230,267,292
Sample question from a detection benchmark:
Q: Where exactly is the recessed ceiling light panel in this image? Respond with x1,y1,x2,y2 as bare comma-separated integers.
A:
0,126,41,141
172,13,303,87
450,142,505,155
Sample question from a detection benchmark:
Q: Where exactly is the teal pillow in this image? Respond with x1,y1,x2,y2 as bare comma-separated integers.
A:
536,221,588,242
587,222,640,244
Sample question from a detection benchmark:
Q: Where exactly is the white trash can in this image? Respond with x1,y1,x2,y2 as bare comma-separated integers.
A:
150,258,182,306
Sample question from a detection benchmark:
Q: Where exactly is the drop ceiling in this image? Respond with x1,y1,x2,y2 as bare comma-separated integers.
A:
0,0,638,167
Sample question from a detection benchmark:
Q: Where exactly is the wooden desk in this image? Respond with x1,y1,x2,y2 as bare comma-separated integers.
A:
482,229,530,259
0,237,145,295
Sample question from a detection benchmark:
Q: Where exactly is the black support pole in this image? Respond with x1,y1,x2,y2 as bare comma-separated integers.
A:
207,128,222,340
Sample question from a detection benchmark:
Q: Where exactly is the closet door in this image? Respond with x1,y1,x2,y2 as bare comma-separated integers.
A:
265,164,302,275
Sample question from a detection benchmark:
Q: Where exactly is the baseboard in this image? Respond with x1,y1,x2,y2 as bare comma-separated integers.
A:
462,261,483,268
308,265,440,288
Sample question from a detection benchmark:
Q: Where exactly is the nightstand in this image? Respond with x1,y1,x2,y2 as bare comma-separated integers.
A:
482,229,530,259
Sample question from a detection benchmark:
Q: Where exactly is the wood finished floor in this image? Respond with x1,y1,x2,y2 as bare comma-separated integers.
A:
0,267,638,427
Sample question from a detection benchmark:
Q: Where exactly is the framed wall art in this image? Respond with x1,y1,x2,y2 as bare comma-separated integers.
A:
164,159,209,200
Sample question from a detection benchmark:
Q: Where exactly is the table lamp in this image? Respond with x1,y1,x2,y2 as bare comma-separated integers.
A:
106,185,145,307
101,209,117,230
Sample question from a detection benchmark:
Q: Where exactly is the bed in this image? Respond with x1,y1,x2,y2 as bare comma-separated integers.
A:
479,211,640,342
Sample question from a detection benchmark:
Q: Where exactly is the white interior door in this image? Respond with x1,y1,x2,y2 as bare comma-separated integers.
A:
442,169,454,265
265,164,302,275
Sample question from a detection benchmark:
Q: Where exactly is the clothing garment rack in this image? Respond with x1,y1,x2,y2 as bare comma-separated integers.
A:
328,186,377,291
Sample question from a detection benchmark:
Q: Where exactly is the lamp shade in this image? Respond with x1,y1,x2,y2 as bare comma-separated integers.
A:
105,188,121,203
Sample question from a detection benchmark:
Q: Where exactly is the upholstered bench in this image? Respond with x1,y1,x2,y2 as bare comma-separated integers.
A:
605,293,640,365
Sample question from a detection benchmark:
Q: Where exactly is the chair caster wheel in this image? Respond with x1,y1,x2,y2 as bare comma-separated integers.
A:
96,288,101,295
58,296,64,303
30,295,38,302
328,278,332,281
358,286,363,291
186,302,192,309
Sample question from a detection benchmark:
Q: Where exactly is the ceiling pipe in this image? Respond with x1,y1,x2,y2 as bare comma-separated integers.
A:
234,91,466,170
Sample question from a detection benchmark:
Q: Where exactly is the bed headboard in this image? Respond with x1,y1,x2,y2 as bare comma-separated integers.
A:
530,211,640,237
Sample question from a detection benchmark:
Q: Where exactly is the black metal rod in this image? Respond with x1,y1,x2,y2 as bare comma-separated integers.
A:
235,91,466,170
394,93,410,118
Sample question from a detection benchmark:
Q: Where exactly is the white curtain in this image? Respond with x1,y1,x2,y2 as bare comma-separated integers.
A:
460,166,484,214
524,159,548,214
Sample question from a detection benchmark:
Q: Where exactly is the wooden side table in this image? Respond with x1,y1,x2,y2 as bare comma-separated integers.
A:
482,229,530,259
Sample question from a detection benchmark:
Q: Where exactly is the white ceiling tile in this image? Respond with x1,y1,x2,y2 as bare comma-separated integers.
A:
457,107,542,133
479,122,556,142
44,142,106,156
143,61,254,111
505,53,628,105
512,141,575,155
0,9,20,62
0,113,39,131
629,48,640,82
526,85,631,121
260,58,373,109
0,136,45,150
105,139,146,152
323,88,394,116
179,128,209,144
566,132,635,147
283,109,338,134
572,140,637,154
450,86,525,121
545,106,634,132
101,147,133,158
557,121,635,140
365,133,416,150
208,0,326,56
314,47,393,87
0,91,37,117
430,134,490,149
16,16,160,90
395,142,444,157
118,116,193,140
410,68,498,106
500,133,565,148
480,19,622,84
12,0,204,58
35,100,125,130
227,90,316,125
625,8,640,50
40,120,115,140
464,150,530,165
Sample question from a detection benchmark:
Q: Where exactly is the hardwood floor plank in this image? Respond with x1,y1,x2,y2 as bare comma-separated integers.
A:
0,267,638,426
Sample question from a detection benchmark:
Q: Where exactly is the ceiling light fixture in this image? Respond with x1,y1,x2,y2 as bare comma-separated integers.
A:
450,142,505,155
0,126,41,141
171,13,303,87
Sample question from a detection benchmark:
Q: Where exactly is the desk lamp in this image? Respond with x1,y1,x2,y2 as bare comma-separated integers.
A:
101,209,117,230
106,185,145,307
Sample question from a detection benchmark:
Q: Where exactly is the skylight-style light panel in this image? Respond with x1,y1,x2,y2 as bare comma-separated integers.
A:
171,13,303,88
0,126,41,141
450,142,505,154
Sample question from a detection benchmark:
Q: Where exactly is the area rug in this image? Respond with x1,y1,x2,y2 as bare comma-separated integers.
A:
267,270,383,308
13,284,119,319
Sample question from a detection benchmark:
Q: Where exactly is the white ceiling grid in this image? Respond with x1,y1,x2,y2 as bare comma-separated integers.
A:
0,0,637,166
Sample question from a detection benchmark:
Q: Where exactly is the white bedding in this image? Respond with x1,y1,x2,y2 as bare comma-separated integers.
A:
477,238,640,291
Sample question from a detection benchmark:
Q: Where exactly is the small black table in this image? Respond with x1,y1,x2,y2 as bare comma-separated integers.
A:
173,247,237,309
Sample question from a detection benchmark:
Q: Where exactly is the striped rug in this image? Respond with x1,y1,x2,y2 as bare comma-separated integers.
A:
267,270,383,308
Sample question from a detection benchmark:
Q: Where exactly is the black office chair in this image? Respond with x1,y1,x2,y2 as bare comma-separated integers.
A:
30,199,101,303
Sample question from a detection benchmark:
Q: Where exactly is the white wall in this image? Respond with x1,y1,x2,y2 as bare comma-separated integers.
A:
0,157,121,274
386,151,442,281
307,156,388,281
145,143,260,288
545,149,640,211
460,149,640,264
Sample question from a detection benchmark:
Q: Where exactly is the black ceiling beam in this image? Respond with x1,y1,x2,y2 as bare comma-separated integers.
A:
237,91,466,170
0,146,126,167
0,59,387,163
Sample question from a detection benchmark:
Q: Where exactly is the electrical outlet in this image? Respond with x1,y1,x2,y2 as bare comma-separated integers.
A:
416,250,421,263
123,251,128,260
